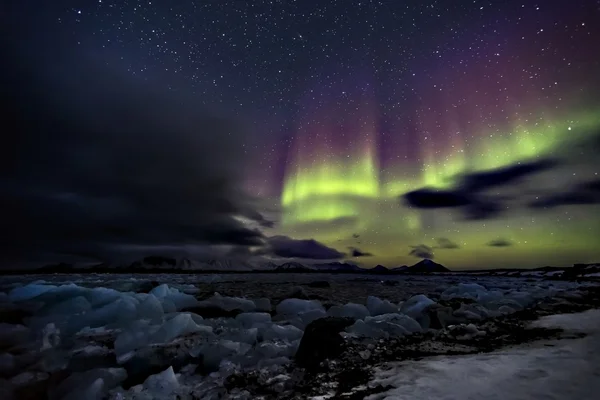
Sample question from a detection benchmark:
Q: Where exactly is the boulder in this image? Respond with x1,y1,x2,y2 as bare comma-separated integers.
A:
295,317,354,369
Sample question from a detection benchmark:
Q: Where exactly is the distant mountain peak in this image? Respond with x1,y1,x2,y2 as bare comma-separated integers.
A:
409,258,450,272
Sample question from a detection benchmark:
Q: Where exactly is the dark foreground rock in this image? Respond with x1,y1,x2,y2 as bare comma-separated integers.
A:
295,317,355,369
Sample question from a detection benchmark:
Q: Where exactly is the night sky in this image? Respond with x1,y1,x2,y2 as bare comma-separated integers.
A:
2,0,600,269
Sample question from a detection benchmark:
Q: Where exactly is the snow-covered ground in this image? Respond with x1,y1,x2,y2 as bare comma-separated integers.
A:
362,309,600,400
0,274,598,399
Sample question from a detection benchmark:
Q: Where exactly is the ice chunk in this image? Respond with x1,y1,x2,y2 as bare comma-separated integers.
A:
235,312,272,328
150,284,199,311
506,291,535,308
151,313,213,343
441,283,488,301
475,289,504,304
263,324,304,342
327,303,370,320
136,294,164,322
368,313,422,334
276,299,324,316
366,296,398,316
199,293,257,312
67,378,104,400
142,366,179,395
114,320,159,356
449,323,487,340
400,295,436,318
254,298,272,312
346,319,389,339
9,284,56,302
55,368,126,400
453,303,493,320
42,296,92,316
191,340,252,372
348,312,422,338
74,297,138,332
87,287,122,307
221,327,258,344
255,341,299,359
299,309,327,327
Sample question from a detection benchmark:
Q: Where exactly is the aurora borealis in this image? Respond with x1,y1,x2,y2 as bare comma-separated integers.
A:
4,0,600,269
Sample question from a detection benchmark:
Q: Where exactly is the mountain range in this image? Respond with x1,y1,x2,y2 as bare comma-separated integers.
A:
7,256,451,274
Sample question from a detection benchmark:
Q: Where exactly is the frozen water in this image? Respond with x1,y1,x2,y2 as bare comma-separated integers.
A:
140,366,179,396
367,296,399,316
151,313,212,343
198,293,257,312
235,312,272,328
328,302,370,320
298,308,328,327
0,274,595,399
136,293,164,322
276,298,324,316
53,367,127,400
254,298,272,312
440,282,488,301
399,294,436,318
149,284,199,311
262,323,304,342
9,283,56,302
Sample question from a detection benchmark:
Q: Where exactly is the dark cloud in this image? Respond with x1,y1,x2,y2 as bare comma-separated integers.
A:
402,159,558,220
529,179,600,209
403,189,471,209
409,244,434,259
461,159,557,192
0,46,267,264
487,238,513,247
263,236,345,260
434,237,460,249
349,247,373,257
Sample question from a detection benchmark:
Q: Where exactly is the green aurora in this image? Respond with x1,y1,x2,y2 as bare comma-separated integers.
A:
277,109,600,269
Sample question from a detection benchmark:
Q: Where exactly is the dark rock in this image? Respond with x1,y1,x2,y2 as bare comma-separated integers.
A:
382,280,399,286
307,281,330,288
295,317,354,370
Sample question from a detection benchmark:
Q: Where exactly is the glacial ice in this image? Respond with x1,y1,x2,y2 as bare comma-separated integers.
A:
198,293,257,312
327,303,370,320
262,323,304,342
9,283,57,302
276,298,324,316
139,366,179,395
0,277,590,400
399,294,436,318
366,296,399,316
347,312,422,338
235,312,272,328
149,284,199,311
53,367,127,400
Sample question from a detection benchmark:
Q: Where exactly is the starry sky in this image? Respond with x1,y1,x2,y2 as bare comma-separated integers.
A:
2,0,600,269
